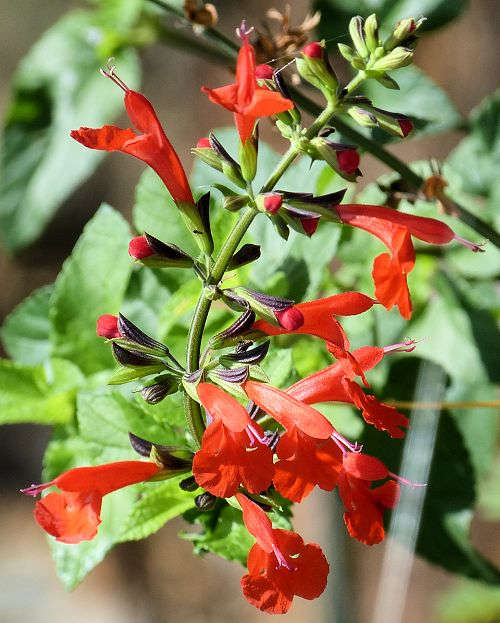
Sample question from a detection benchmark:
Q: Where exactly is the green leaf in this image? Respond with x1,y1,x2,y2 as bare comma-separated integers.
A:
436,579,500,623
0,358,84,425
182,504,254,565
0,10,140,250
119,477,195,542
1,284,53,364
262,348,298,388
50,204,132,375
133,168,199,256
362,65,461,137
49,480,138,590
447,89,500,197
77,388,183,449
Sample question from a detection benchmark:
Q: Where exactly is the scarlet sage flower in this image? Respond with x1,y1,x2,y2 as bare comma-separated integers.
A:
236,493,329,614
244,380,345,502
21,461,160,544
71,65,194,205
337,452,401,545
192,383,273,498
201,25,293,143
252,291,376,349
288,343,413,438
335,204,483,318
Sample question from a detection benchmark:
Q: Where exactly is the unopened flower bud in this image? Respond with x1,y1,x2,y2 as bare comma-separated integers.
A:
239,130,258,182
209,308,257,349
141,377,178,403
337,43,356,63
208,132,246,188
227,243,261,270
371,46,413,72
255,64,274,79
229,287,304,330
364,14,379,53
303,42,323,58
385,17,425,51
129,233,194,268
192,137,224,171
112,343,159,367
310,137,361,181
296,42,338,101
179,475,199,492
349,16,369,58
257,192,283,214
195,492,217,511
97,314,121,339
196,137,211,148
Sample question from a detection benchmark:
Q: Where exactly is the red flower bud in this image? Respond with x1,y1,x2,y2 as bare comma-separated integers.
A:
255,64,274,79
398,118,413,137
128,235,154,259
96,314,121,338
303,42,324,58
196,137,211,148
336,148,360,175
263,193,283,214
274,306,304,330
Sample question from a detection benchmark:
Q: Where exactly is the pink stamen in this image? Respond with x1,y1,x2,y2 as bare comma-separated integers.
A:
246,422,269,446
20,482,51,497
236,19,254,42
389,471,427,488
331,431,363,456
100,59,129,93
454,235,485,253
272,544,296,571
383,338,418,354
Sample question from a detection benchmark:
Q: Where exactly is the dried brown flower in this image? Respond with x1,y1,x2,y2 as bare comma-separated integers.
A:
183,0,218,27
253,4,321,65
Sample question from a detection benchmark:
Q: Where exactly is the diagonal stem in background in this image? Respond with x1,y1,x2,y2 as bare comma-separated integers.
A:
148,0,500,249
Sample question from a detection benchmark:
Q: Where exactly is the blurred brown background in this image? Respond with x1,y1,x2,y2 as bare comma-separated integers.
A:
1,1,499,622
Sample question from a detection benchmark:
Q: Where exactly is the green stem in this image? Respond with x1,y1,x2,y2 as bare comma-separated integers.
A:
345,70,366,95
183,104,338,444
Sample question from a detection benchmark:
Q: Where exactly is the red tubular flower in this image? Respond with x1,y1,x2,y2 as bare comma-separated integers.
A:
236,493,329,614
335,204,483,319
201,30,293,143
96,314,121,338
287,342,412,438
21,461,160,544
192,383,273,498
253,291,376,349
71,67,194,205
244,381,343,502
337,453,400,545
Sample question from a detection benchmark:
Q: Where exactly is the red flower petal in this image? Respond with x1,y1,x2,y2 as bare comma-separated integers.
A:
273,428,342,502
287,346,384,404
34,490,102,544
54,461,160,497
197,382,250,432
236,493,274,553
71,125,137,151
244,381,334,439
343,452,389,481
342,378,409,438
193,420,273,497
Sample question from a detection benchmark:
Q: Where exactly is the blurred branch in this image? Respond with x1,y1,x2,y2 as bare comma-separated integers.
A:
390,400,500,410
149,0,500,249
